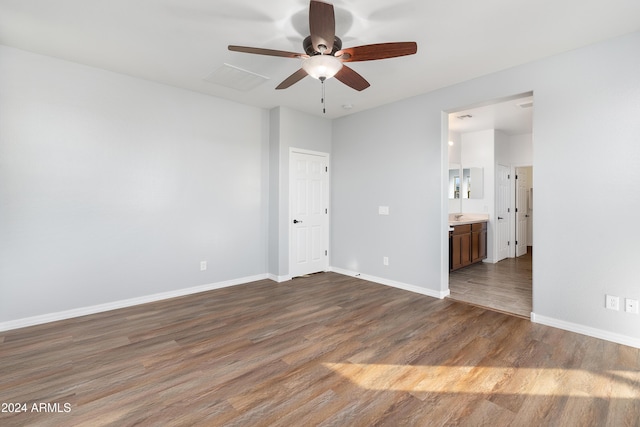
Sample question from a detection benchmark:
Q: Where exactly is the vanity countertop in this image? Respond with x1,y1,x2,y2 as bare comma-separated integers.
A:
448,213,489,226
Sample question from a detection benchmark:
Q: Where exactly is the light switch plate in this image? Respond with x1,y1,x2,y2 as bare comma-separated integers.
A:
378,206,389,215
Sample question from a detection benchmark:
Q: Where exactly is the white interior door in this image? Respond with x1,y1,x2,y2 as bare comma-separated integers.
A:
515,167,528,257
290,150,329,278
495,164,510,262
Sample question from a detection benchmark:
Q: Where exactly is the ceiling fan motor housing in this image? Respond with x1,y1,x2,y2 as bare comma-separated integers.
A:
303,36,343,56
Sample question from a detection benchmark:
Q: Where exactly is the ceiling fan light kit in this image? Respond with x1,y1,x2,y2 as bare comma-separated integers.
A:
228,0,417,112
301,54,343,80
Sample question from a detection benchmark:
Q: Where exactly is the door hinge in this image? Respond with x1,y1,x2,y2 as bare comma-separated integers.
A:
325,208,328,214
508,241,510,246
516,240,518,245
515,174,519,179
325,166,328,172
508,174,511,179
508,208,511,213
325,250,328,256
515,208,518,212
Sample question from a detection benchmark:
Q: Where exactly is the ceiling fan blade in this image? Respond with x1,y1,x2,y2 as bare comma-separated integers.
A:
309,1,335,53
276,69,309,89
336,42,417,62
334,65,370,91
228,45,304,59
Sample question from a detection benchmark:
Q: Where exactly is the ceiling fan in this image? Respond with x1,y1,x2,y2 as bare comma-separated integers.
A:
228,0,417,92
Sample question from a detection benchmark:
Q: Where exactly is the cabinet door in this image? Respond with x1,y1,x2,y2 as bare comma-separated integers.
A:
460,233,471,267
471,222,487,263
471,230,488,263
451,233,471,270
450,224,472,271
478,229,487,260
471,231,480,262
451,234,463,270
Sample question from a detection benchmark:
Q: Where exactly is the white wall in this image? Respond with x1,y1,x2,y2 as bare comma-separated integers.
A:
331,98,443,294
0,46,269,323
448,132,461,164
509,133,533,165
530,33,640,344
332,31,640,346
460,129,494,214
447,131,462,213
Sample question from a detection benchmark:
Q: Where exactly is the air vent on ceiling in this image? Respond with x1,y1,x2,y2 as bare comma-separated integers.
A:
457,114,473,120
204,63,270,91
517,101,534,109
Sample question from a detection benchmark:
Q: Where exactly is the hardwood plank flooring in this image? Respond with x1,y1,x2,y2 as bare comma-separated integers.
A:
1,272,638,426
449,247,533,318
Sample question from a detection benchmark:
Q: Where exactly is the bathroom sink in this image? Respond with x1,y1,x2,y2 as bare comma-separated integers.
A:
448,214,489,225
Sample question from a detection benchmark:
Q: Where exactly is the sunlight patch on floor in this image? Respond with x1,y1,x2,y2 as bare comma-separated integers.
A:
322,363,640,398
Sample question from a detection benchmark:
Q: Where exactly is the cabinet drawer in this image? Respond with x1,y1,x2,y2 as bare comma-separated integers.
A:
471,222,487,231
452,224,471,235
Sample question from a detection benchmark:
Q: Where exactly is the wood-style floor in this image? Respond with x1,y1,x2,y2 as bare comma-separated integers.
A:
449,248,533,318
2,272,639,426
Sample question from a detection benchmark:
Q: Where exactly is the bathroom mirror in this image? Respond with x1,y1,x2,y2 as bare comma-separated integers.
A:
448,163,461,199
462,167,484,199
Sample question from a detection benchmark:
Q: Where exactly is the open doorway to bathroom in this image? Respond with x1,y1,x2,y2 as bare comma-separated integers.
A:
446,93,533,318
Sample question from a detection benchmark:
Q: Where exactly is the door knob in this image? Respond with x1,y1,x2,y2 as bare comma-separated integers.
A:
293,219,303,224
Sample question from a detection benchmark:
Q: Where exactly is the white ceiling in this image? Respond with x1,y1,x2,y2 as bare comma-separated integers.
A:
1,0,639,119
448,94,533,135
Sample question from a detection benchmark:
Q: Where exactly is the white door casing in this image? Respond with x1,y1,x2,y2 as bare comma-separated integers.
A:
515,167,528,257
289,149,329,278
496,164,510,262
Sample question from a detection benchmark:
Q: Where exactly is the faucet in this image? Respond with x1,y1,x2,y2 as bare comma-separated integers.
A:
454,214,464,220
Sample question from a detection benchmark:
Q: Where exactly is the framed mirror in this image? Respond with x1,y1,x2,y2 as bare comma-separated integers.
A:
462,167,483,199
448,163,461,199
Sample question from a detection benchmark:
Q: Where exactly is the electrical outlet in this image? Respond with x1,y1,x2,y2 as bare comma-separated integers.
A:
383,256,389,266
625,298,639,314
378,206,390,215
605,294,620,311
200,261,207,271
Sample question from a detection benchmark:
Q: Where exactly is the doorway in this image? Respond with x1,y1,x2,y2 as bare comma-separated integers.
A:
496,164,510,262
445,93,533,318
514,166,533,258
289,149,330,278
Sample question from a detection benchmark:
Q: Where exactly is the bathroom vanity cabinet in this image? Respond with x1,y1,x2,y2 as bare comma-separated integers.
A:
450,221,487,271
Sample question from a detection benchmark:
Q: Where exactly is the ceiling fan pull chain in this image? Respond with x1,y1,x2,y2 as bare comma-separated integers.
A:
321,77,326,114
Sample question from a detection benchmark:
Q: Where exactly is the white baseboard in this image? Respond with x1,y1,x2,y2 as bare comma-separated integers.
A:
267,273,292,283
0,274,269,332
328,266,449,299
531,312,640,349
4,272,637,351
